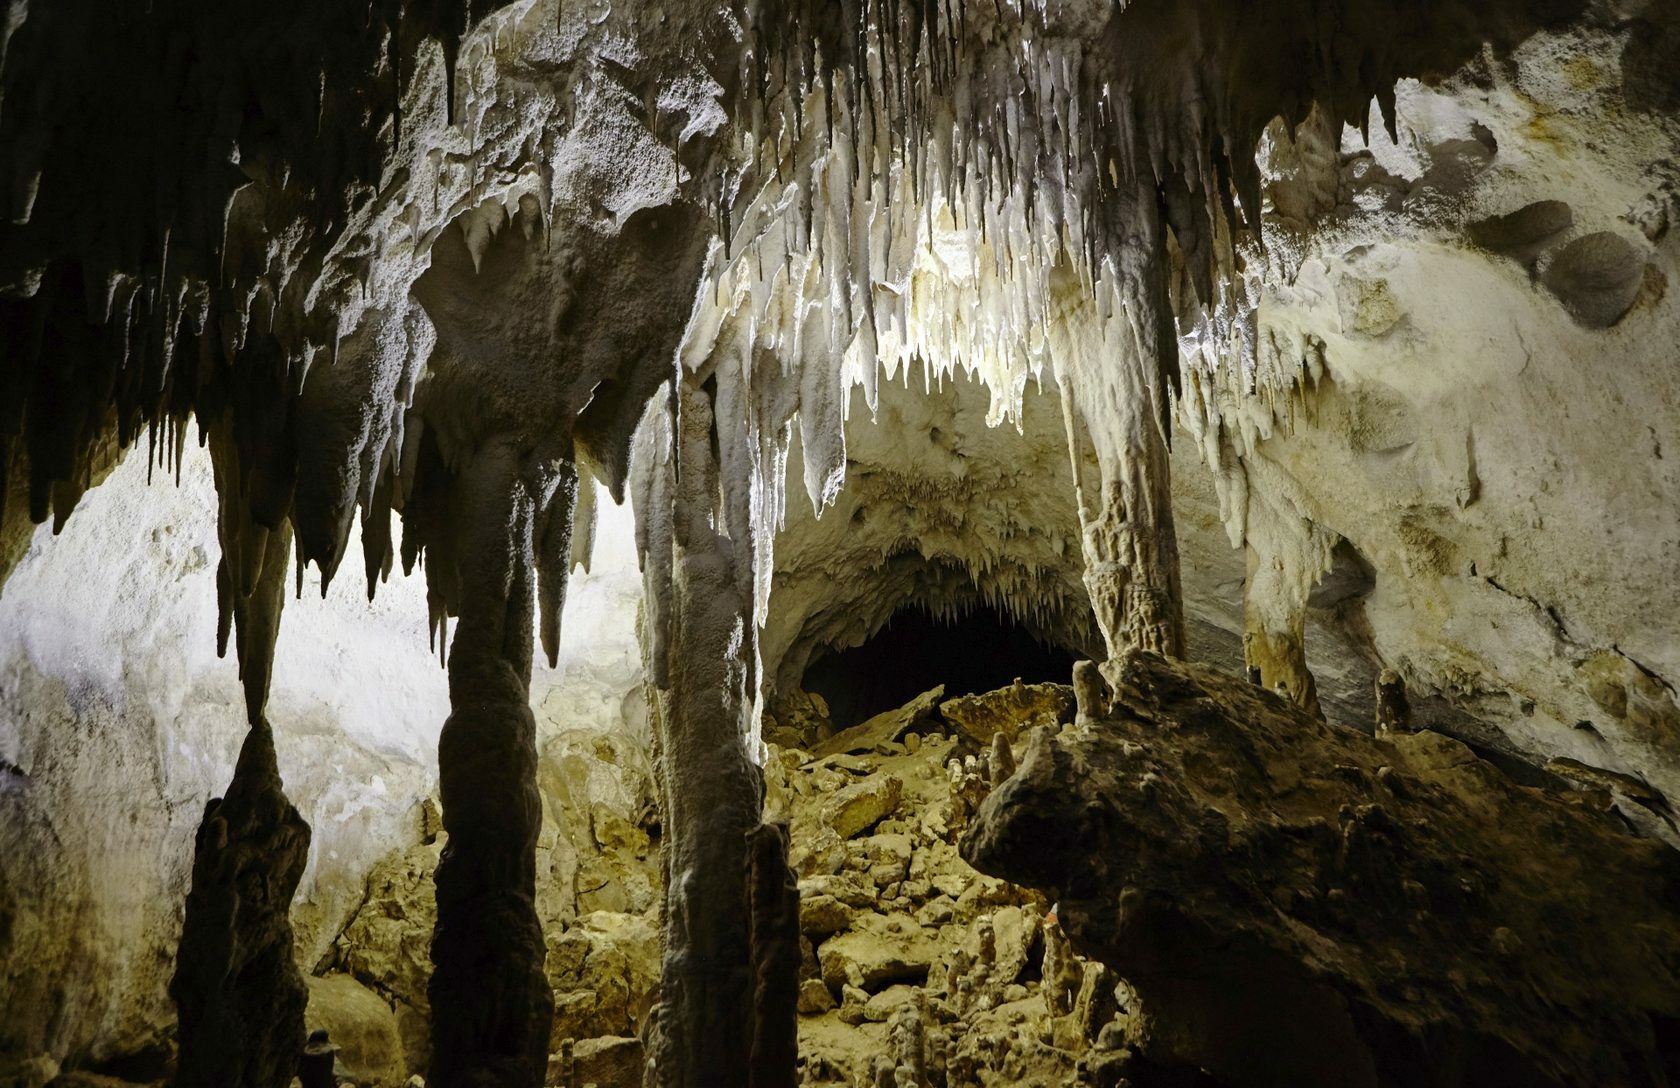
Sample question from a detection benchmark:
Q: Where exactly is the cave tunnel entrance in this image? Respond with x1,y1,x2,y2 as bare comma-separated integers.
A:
801,602,1080,730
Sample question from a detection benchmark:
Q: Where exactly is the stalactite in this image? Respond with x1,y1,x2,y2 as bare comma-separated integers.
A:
1050,179,1186,661
1239,509,1336,719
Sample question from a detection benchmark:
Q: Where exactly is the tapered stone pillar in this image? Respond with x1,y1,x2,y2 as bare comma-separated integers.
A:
170,721,311,1088
640,380,798,1087
747,822,801,1088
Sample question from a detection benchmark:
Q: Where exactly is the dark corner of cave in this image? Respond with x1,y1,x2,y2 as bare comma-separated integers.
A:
3,1,1679,1087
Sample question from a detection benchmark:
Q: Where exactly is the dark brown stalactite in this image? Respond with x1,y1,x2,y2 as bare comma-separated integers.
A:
169,720,311,1088
427,440,569,1088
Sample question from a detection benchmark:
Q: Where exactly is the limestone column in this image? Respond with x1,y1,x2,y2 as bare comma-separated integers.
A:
1057,181,1185,661
643,379,794,1087
427,440,571,1087
171,419,310,1088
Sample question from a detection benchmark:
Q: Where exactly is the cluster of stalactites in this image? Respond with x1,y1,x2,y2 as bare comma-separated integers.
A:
713,0,1592,552
0,0,539,724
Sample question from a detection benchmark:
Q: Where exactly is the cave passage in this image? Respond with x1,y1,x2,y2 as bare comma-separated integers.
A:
801,603,1080,729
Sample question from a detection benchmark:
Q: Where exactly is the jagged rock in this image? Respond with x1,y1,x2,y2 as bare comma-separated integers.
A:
939,684,1075,747
0,1057,59,1088
812,689,945,759
572,1036,642,1088
304,975,404,1087
818,915,941,992
797,980,836,1016
861,986,916,1024
964,651,1680,1088
546,912,661,1046
821,775,904,841
42,1073,141,1088
798,874,878,910
332,842,442,1073
858,834,913,889
960,907,1039,990
799,895,855,939
767,690,837,751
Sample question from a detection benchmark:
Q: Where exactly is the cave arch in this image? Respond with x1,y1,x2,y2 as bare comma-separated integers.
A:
800,601,1082,730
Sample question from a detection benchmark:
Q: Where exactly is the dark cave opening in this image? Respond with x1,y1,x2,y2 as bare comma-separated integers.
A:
801,603,1080,730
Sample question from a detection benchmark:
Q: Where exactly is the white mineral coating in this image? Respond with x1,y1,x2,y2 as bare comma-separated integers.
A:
762,366,1099,698
1175,23,1680,800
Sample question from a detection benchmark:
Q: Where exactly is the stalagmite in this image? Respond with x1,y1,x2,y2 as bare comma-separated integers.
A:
3,0,1678,1085
747,822,801,1088
428,442,569,1088
1375,670,1411,738
169,720,311,1088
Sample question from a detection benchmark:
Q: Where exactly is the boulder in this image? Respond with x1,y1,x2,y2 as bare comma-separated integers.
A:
861,985,917,1023
574,1036,642,1088
812,688,945,759
332,842,441,1073
304,974,405,1087
797,978,837,1016
818,914,941,991
546,912,661,1045
964,650,1680,1088
821,775,903,840
1540,231,1649,328
939,683,1074,746
799,894,854,938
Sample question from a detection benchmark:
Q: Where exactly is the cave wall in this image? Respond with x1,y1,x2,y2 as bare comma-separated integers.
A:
0,442,652,1075
0,0,1677,1082
1177,21,1680,797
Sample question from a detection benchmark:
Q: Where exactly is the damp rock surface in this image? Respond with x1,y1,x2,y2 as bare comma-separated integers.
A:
963,651,1680,1088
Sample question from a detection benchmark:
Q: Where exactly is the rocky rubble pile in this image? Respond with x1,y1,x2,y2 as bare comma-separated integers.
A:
763,681,1143,1087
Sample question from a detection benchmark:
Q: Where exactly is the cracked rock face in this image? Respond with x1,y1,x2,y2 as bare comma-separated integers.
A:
963,651,1680,1088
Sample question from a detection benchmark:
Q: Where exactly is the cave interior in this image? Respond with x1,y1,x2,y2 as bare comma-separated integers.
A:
1,1,1679,1087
